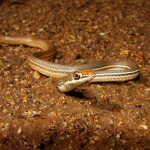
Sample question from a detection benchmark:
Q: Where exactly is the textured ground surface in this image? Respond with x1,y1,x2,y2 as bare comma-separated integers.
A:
0,0,150,149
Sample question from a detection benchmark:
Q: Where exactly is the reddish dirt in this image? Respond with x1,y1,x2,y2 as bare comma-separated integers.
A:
0,0,150,149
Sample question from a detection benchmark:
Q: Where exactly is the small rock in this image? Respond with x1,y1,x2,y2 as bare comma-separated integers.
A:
17,127,22,134
38,28,44,32
120,49,131,55
12,24,20,31
139,124,148,130
33,71,41,79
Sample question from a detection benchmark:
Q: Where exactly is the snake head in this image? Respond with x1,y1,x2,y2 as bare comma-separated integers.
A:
57,70,95,92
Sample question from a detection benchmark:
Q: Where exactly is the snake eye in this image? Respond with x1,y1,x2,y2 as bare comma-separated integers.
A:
73,72,82,80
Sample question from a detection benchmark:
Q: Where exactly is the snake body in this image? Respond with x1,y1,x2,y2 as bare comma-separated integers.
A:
0,35,140,92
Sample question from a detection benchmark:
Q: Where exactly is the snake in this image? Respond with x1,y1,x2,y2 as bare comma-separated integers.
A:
0,35,140,92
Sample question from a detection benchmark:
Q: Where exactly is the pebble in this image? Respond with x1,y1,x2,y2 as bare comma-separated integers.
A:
99,32,106,36
48,112,57,118
12,24,20,31
33,71,41,79
120,49,131,55
17,127,22,134
139,125,148,130
38,28,44,32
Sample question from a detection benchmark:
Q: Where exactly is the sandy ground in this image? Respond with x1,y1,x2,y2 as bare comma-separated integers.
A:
0,0,150,149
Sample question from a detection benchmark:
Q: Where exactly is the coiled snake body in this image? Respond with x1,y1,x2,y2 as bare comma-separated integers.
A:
0,35,140,92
